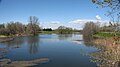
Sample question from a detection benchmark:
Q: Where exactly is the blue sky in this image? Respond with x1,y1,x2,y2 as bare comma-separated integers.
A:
0,0,110,29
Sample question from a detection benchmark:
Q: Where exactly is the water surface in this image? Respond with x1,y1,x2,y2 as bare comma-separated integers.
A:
0,34,98,67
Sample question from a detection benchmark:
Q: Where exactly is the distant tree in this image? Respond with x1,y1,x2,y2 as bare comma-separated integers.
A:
57,26,73,34
14,22,26,35
43,28,52,31
27,16,40,35
0,24,9,35
5,22,25,36
83,22,99,37
0,24,4,29
6,22,16,35
0,16,41,36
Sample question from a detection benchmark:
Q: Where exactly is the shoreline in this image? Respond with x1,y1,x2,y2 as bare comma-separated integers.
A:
0,34,32,43
0,37,14,43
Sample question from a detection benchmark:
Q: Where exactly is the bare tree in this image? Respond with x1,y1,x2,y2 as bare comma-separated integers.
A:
92,0,120,32
6,22,16,35
5,22,25,36
0,24,9,35
14,22,26,35
83,22,99,37
27,16,40,35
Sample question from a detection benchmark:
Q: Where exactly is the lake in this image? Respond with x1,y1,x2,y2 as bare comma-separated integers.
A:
0,34,98,67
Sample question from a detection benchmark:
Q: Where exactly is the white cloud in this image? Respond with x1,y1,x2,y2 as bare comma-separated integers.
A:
69,19,109,24
68,19,110,27
69,19,86,24
50,21,60,24
41,21,63,29
96,15,101,20
41,19,110,30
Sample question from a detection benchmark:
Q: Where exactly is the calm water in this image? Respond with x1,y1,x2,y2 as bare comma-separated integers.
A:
0,34,98,67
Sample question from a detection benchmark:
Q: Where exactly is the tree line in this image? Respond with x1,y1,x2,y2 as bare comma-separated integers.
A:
56,26,73,34
0,16,41,36
0,16,76,36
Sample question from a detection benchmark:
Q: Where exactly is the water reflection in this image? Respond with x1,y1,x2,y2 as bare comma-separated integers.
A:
27,36,40,54
57,34,72,40
0,34,98,67
1,36,40,54
2,37,25,48
82,35,96,47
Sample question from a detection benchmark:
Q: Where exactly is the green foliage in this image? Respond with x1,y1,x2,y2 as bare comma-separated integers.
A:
40,31,57,34
43,28,52,31
94,32,120,38
57,26,73,34
94,32,114,38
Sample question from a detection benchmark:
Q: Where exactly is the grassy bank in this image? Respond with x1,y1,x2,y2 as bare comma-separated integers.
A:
91,32,120,47
40,31,58,34
93,32,120,38
0,35,9,38
40,31,79,34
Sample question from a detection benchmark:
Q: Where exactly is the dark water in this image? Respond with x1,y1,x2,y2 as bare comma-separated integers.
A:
0,34,98,67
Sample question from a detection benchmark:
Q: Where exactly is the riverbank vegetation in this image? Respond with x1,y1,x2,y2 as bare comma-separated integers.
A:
0,16,41,37
83,0,120,39
88,0,120,66
41,26,81,34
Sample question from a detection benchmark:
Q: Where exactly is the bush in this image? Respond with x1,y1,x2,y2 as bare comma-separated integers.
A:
83,22,99,37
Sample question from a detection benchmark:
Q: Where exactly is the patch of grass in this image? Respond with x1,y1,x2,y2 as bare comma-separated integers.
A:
93,32,120,38
40,31,58,34
0,35,8,38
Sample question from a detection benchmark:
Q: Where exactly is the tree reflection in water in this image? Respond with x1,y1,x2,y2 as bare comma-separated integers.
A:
58,34,72,40
27,35,40,54
3,37,25,48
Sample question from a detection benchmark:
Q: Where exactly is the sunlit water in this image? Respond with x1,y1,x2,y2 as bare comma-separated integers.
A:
0,34,98,67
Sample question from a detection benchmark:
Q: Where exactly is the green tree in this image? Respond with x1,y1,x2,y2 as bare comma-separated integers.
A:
57,26,73,34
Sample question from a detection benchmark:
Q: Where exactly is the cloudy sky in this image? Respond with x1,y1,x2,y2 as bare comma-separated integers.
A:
0,0,110,29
